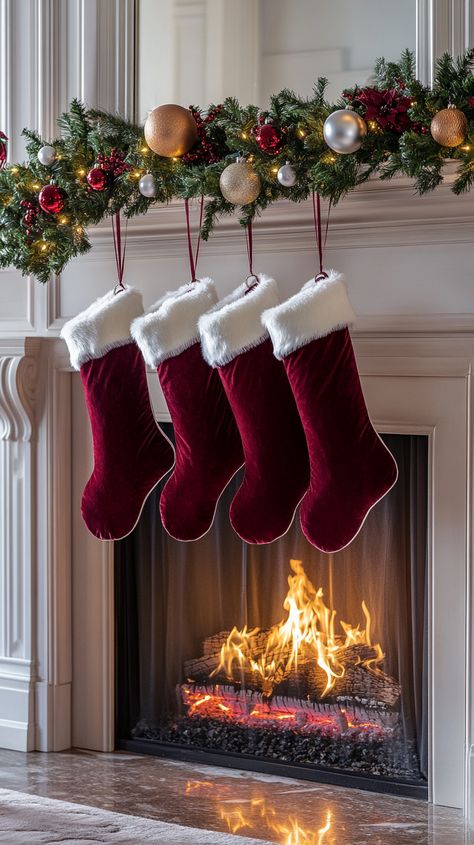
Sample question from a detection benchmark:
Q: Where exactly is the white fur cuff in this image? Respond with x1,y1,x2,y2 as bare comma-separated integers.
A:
198,275,279,367
60,286,143,371
131,278,218,368
261,270,355,360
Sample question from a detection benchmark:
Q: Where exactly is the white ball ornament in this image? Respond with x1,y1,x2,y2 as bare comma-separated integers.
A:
323,109,367,155
37,145,56,167
277,161,297,188
138,173,156,198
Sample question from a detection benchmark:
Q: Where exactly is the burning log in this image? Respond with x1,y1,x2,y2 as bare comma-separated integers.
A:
333,665,401,708
186,635,401,708
179,682,400,734
203,632,231,656
184,561,401,711
184,653,221,679
187,629,271,679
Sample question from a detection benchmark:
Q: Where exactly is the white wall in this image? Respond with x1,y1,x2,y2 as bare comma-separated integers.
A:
137,0,416,113
260,0,416,102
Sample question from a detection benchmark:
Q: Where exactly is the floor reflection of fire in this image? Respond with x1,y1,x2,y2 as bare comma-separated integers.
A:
220,801,333,845
181,559,400,735
185,780,334,845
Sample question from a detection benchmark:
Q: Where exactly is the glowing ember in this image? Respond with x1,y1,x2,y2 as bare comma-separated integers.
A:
211,559,384,698
180,683,392,733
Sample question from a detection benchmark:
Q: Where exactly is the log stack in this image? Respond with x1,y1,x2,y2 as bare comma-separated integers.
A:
183,629,401,709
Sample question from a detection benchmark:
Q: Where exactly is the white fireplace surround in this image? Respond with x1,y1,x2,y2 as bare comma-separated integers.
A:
0,0,473,823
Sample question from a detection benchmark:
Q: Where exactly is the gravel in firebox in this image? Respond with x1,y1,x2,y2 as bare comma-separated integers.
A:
131,716,423,781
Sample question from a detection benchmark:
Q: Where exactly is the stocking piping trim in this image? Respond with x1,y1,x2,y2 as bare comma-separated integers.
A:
301,432,399,553
160,462,244,542
92,425,176,542
261,269,355,360
198,274,279,368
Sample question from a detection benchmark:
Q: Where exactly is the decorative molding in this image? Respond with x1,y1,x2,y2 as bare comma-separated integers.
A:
416,0,474,85
81,169,474,256
0,339,38,751
46,168,474,333
69,368,114,752
34,338,73,751
96,0,136,118
0,344,37,443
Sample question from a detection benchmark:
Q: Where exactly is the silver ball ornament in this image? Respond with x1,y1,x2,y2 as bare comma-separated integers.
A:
323,109,367,155
277,161,297,188
138,173,156,198
37,145,56,167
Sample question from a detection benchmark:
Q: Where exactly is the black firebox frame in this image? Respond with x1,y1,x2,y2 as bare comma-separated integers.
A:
116,737,428,800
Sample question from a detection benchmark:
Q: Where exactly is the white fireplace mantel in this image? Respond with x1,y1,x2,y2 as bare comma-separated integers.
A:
63,328,474,815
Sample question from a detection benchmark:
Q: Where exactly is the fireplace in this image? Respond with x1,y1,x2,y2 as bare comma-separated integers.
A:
115,431,428,798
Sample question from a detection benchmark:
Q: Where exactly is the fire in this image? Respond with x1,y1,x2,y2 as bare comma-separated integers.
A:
211,559,384,698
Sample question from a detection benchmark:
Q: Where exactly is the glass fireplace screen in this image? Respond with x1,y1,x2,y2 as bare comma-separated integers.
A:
115,432,428,792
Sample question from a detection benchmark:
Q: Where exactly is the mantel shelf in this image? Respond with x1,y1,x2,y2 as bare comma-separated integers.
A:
89,164,474,256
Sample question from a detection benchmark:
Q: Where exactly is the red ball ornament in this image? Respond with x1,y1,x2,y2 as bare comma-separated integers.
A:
253,121,284,155
38,184,66,214
87,167,108,191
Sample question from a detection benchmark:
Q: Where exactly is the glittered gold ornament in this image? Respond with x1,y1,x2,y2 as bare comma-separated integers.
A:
430,105,467,147
219,157,261,205
144,104,198,158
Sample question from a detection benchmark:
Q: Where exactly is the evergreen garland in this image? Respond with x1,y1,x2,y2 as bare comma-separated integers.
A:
1,50,474,284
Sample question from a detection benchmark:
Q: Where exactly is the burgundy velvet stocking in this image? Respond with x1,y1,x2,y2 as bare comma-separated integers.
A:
262,270,398,553
61,287,175,540
199,275,310,544
132,278,243,541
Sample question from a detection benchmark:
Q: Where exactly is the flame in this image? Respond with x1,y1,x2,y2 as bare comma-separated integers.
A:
211,560,383,698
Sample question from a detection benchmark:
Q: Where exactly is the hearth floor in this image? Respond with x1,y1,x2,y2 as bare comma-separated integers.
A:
0,748,470,844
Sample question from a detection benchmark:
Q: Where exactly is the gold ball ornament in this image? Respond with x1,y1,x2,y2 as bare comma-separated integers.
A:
144,104,198,158
430,105,467,148
219,157,261,205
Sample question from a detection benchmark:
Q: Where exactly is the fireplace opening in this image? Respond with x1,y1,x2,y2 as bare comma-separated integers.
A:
115,432,428,798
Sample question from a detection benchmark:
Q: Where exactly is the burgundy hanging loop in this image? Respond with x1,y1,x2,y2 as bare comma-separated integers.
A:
184,195,204,283
112,210,127,294
312,191,331,283
245,220,258,291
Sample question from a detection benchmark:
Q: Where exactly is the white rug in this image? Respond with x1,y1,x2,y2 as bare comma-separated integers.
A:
0,788,273,845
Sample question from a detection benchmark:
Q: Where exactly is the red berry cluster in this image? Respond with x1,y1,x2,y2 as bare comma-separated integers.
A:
20,199,39,238
181,105,225,165
96,147,132,177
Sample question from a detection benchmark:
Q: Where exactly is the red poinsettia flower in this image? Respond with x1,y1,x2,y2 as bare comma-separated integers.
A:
355,88,413,134
468,96,474,109
0,132,7,169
